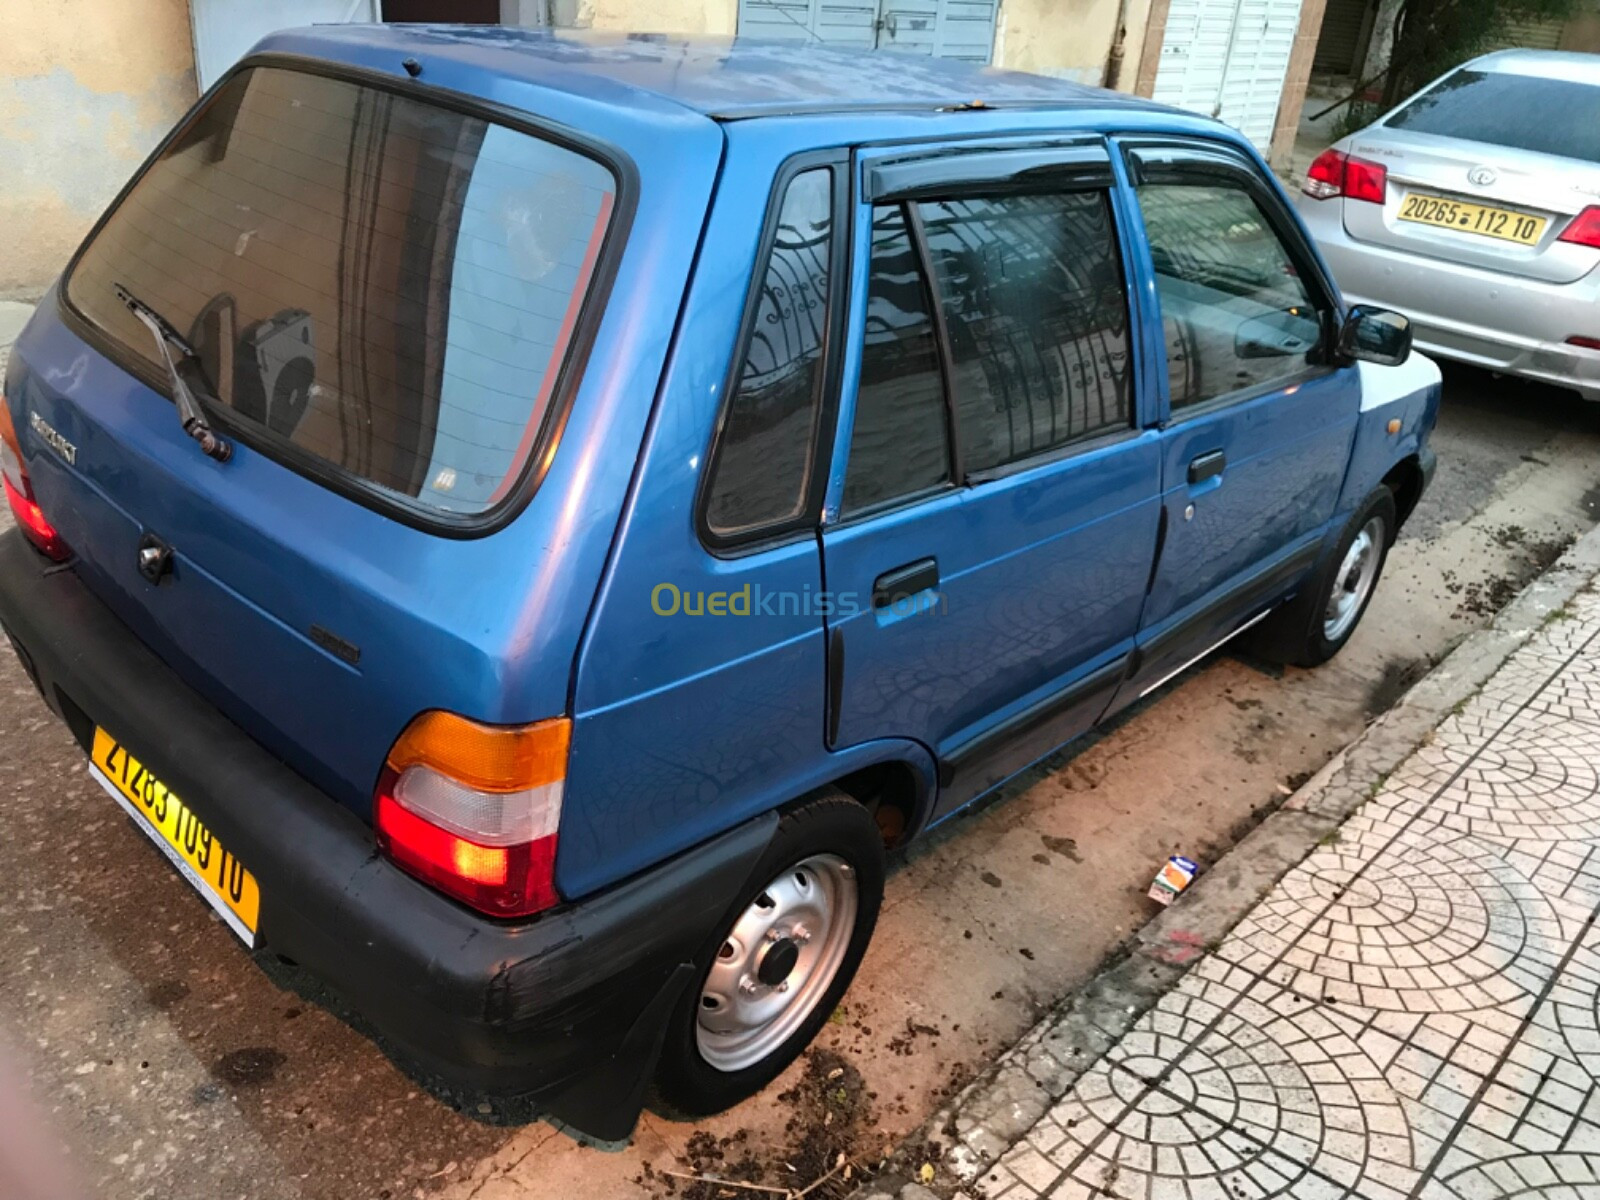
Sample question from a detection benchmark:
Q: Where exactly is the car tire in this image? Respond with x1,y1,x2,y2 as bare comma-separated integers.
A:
1248,487,1396,668
650,793,884,1119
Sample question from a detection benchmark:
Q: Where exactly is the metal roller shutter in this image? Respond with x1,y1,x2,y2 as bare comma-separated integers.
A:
1483,16,1566,51
1313,0,1369,74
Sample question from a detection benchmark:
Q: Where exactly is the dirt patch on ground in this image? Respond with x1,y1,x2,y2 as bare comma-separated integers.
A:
1366,656,1432,717
645,1049,879,1200
1450,527,1575,619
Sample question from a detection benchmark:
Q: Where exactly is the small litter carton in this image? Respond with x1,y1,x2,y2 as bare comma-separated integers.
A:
1148,855,1198,906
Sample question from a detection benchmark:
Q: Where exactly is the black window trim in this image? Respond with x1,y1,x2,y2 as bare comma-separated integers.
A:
1119,136,1345,426
695,150,852,555
866,139,1113,203
903,199,967,488
54,51,640,540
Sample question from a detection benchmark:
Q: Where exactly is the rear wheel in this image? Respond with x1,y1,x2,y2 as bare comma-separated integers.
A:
1249,488,1396,668
651,794,884,1118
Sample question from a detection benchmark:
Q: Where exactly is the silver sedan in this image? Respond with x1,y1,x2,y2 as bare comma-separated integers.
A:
1296,49,1600,401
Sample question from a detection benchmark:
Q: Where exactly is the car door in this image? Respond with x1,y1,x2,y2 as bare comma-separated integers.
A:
1111,139,1362,702
820,140,1163,822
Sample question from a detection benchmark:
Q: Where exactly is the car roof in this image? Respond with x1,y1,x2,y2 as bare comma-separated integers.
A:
1468,48,1600,86
260,24,1167,121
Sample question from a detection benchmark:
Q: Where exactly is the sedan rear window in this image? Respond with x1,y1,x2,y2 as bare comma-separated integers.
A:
1386,68,1600,164
67,66,618,519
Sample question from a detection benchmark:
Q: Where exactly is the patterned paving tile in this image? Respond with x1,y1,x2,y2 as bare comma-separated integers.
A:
1409,709,1600,846
973,593,1600,1200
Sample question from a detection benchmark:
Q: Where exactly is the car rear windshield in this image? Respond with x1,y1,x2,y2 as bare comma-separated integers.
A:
66,65,618,519
1385,68,1600,164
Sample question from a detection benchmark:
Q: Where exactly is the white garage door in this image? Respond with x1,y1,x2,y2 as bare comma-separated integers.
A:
191,0,384,91
1152,0,1304,151
737,0,999,61
737,0,879,46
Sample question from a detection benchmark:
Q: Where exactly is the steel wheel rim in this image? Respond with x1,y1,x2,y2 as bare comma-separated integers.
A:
695,854,858,1073
1324,516,1384,642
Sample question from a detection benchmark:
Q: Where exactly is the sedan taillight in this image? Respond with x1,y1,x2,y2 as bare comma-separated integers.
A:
1303,149,1388,204
1557,206,1600,250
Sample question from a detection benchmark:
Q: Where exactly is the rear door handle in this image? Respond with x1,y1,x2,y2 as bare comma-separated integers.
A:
873,558,939,609
1187,450,1226,485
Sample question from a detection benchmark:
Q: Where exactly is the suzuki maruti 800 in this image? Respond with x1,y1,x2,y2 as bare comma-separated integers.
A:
0,26,1437,1137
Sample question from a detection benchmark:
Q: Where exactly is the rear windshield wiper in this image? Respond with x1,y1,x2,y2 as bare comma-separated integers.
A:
113,284,232,463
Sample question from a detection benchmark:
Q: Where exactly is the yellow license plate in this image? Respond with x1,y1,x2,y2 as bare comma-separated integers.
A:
1397,192,1547,245
90,728,260,945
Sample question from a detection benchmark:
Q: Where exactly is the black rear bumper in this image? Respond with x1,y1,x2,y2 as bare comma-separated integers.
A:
0,530,775,1139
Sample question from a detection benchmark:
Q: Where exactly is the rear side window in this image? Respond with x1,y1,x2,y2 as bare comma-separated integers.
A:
916,192,1132,473
1138,182,1321,411
842,205,951,516
66,66,618,519
1386,69,1600,164
703,169,834,539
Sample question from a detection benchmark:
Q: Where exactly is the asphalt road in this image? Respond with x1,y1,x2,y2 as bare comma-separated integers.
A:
2,362,1598,1200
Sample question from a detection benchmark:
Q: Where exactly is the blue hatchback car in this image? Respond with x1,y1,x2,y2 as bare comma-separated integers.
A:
0,27,1438,1137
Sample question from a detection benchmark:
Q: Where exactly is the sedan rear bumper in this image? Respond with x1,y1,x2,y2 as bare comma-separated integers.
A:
1300,197,1600,401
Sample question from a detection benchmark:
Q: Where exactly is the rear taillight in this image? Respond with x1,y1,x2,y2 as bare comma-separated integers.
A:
374,711,570,918
1557,206,1600,250
1302,149,1388,204
0,401,70,562
1569,336,1600,351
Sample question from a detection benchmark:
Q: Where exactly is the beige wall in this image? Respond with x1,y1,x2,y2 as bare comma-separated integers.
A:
994,0,1152,87
0,0,197,301
1560,10,1600,53
576,0,737,33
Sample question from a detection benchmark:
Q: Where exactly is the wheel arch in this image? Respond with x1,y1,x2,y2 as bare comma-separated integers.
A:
1381,454,1426,535
782,742,937,851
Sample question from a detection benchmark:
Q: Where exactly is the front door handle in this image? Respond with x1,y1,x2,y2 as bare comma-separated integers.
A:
873,558,939,609
1187,450,1226,485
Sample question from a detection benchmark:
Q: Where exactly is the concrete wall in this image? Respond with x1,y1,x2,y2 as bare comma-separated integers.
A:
575,0,738,34
994,0,1154,86
0,0,197,301
1559,8,1600,53
1268,0,1330,168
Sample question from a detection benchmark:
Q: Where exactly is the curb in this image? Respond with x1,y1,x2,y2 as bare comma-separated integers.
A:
853,521,1600,1200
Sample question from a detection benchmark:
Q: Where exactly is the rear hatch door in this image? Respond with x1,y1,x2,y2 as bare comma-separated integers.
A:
1340,63,1600,284
10,56,711,817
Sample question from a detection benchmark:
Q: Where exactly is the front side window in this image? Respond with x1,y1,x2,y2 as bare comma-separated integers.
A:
704,169,834,539
67,66,618,519
917,191,1132,473
1138,181,1323,412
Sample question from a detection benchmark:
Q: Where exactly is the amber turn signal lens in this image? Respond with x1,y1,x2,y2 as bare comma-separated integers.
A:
384,711,570,793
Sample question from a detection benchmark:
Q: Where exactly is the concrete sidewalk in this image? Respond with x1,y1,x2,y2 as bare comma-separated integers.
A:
889,533,1600,1200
